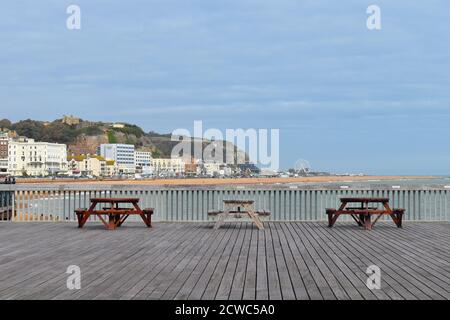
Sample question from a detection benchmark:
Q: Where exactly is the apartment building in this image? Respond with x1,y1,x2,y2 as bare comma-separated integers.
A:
105,160,118,176
0,133,8,176
135,150,152,167
151,158,185,175
68,154,117,177
202,162,232,177
8,138,67,176
99,144,135,174
135,150,153,175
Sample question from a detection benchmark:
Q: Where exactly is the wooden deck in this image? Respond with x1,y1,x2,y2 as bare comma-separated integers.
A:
0,221,449,300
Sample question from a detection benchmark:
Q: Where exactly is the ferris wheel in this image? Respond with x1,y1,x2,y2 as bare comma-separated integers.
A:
294,159,311,173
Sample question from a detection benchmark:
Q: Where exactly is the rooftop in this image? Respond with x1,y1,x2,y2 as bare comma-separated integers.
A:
0,221,448,300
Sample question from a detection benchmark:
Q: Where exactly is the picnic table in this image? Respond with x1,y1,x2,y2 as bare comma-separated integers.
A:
326,197,405,230
75,198,153,230
208,200,270,230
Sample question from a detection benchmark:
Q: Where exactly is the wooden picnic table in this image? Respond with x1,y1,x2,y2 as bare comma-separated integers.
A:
75,198,153,230
326,197,405,230
208,200,270,230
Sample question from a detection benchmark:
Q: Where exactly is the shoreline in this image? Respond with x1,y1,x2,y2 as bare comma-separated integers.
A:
14,175,440,186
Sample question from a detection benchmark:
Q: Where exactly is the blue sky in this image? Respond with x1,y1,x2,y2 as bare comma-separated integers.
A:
0,1,449,174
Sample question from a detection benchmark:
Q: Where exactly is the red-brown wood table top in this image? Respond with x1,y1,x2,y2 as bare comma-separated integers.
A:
326,197,404,230
75,198,152,230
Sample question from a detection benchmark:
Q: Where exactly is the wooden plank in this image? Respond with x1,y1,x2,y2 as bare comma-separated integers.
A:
327,223,445,299
215,223,248,299
144,224,217,299
0,222,449,300
54,223,187,300
173,223,230,300
278,223,323,300
187,223,239,300
92,223,196,300
229,222,253,299
268,223,296,299
201,223,243,299
255,222,269,300
242,226,257,300
283,222,336,300
340,224,449,299
272,223,309,299
264,222,282,300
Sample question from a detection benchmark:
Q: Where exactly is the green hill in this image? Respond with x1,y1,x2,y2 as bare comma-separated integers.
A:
0,117,245,162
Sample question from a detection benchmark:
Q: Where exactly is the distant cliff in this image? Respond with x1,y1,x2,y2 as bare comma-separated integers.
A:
0,117,245,161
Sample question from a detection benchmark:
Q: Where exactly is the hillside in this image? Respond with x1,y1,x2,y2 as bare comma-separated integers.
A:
0,117,246,162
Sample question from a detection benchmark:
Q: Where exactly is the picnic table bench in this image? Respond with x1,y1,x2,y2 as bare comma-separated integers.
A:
75,198,153,230
326,197,405,230
208,200,270,230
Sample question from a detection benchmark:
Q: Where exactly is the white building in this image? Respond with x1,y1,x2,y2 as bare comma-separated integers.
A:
99,143,135,174
203,162,221,176
8,138,68,177
202,162,232,177
135,150,152,167
135,150,153,176
0,132,8,176
68,155,117,177
151,158,185,176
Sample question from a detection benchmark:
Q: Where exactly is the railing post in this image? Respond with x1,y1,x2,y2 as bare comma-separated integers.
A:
11,190,16,222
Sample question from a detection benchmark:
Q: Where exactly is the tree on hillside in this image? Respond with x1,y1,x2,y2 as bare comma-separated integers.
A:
12,120,45,140
41,122,77,144
0,119,11,129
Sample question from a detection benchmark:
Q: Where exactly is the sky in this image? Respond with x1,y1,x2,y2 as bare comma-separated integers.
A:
0,1,449,174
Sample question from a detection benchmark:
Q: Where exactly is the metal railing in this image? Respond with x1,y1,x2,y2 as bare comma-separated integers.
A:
0,190,13,221
1,184,449,222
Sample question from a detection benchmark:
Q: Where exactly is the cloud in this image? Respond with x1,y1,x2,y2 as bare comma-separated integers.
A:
0,0,449,173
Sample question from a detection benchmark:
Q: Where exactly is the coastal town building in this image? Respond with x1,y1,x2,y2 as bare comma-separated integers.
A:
68,154,117,177
105,160,118,176
99,143,135,174
61,115,81,126
135,150,153,176
0,133,8,176
184,158,201,176
110,123,125,129
8,138,67,176
135,150,152,167
202,162,221,176
151,158,185,175
202,162,232,177
237,162,261,176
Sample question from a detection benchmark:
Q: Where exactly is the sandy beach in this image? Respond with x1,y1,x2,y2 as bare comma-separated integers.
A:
15,175,438,186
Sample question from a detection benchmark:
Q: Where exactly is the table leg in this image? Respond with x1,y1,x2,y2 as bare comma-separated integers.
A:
245,204,264,230
138,213,151,227
372,214,383,228
364,214,372,231
390,211,403,228
76,213,83,228
132,202,152,227
214,204,230,230
78,202,98,228
350,214,363,226
397,212,403,228
107,214,117,230
329,213,341,227
327,212,333,227
214,211,228,229
145,212,152,227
